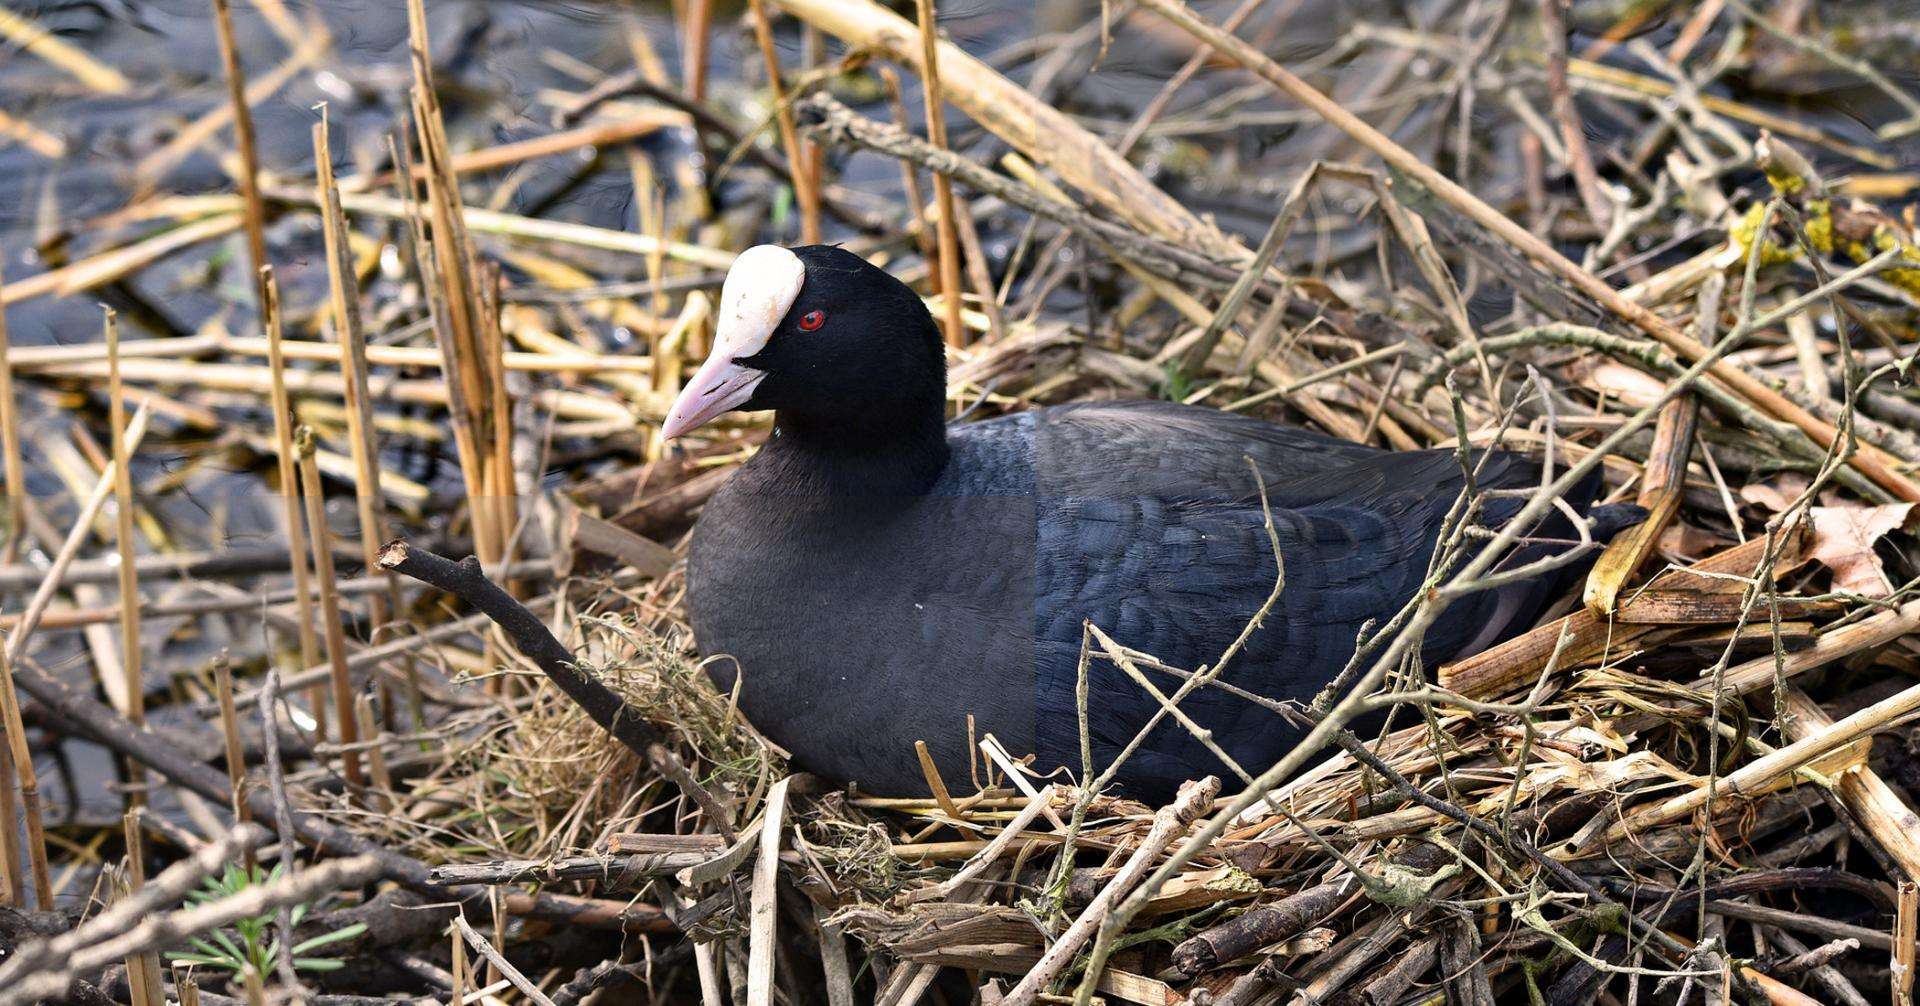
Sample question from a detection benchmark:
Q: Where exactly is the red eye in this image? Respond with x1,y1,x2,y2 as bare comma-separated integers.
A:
798,310,826,332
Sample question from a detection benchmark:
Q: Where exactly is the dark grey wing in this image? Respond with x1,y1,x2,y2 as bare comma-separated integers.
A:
1030,446,1591,800
1027,400,1386,500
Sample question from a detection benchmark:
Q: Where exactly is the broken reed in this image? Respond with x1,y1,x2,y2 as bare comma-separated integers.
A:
295,426,362,788
748,0,822,245
914,0,967,348
405,0,513,587
0,258,21,908
261,269,329,737
105,311,146,810
314,110,412,717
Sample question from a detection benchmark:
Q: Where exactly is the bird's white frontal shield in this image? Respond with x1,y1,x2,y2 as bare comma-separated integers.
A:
661,245,806,438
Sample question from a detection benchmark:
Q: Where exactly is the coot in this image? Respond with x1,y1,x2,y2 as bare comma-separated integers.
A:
666,244,1632,799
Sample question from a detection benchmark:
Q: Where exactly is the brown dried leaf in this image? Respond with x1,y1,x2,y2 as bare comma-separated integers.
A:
1739,474,1813,514
1807,503,1917,598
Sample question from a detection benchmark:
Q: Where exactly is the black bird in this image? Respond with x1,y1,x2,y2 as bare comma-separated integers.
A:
665,244,1637,799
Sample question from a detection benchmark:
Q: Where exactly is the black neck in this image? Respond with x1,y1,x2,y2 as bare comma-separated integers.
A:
752,406,951,497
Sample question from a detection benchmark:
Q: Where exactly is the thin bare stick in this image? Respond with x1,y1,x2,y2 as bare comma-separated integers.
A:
377,540,736,837
453,914,556,1006
0,852,384,1006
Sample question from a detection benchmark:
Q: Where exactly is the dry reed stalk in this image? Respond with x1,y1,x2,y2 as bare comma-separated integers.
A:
0,740,16,907
1,403,151,911
0,4,131,93
210,0,271,294
748,0,823,245
1777,687,1920,883
295,426,362,788
630,157,667,323
0,108,65,159
121,812,166,1006
746,776,793,1006
0,262,24,565
1896,882,1917,1004
1584,394,1700,613
1136,0,1920,502
406,0,504,572
951,197,1006,345
1677,595,1920,703
913,0,966,348
480,265,518,571
1443,524,1800,699
878,67,937,264
30,356,631,426
0,215,244,309
353,694,393,812
1612,679,1920,839
314,113,395,637
338,111,690,194
261,271,328,737
104,312,147,809
319,189,738,269
202,336,654,373
682,0,713,102
212,653,254,855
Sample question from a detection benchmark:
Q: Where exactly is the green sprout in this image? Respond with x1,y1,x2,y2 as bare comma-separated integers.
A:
168,863,367,977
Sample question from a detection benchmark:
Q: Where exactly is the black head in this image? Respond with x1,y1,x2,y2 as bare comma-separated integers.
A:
661,244,947,445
